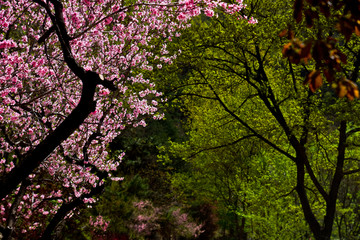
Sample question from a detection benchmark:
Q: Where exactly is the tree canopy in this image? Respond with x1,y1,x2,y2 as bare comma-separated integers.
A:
0,0,248,238
154,0,360,239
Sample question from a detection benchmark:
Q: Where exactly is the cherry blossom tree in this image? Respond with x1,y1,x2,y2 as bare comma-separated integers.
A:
0,0,248,238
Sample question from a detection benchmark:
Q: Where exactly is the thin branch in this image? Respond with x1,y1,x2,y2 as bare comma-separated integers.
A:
189,134,256,158
346,128,360,138
343,169,360,175
303,157,329,201
288,59,298,94
277,186,296,199
172,92,218,100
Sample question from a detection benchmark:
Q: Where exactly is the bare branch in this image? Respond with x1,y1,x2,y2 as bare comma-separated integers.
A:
189,134,256,159
277,186,296,199
343,169,360,175
346,128,360,138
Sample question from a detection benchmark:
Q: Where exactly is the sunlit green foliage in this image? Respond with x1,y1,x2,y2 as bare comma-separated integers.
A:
154,0,360,239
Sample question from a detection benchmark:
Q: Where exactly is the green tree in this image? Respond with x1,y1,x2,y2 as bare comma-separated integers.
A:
157,0,360,239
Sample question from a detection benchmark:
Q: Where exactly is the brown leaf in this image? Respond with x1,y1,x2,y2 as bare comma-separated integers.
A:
339,52,347,64
294,0,304,23
312,41,327,63
337,82,348,98
355,25,360,36
353,88,360,99
323,69,334,82
300,41,313,63
304,70,323,92
306,0,315,5
344,79,359,100
279,29,288,38
338,18,355,41
282,42,292,57
336,79,359,100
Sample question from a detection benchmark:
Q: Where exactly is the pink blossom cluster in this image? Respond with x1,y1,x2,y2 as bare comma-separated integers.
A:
89,215,110,232
132,200,161,235
0,40,17,49
0,0,247,237
172,209,204,237
131,200,203,238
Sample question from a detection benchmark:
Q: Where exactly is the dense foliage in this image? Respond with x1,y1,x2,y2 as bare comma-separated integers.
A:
2,0,360,239
152,0,360,239
0,0,248,238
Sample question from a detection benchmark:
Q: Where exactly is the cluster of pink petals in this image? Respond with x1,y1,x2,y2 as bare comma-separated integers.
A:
132,200,203,237
0,40,17,49
0,0,248,237
89,215,110,232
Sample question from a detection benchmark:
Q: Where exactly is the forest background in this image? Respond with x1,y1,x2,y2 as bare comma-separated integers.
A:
1,0,360,239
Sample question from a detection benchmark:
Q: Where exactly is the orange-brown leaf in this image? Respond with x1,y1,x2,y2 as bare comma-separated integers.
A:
304,70,323,92
337,82,348,98
353,88,359,99
336,79,360,100
310,72,323,92
279,29,288,38
355,26,360,36
344,79,359,100
282,42,292,57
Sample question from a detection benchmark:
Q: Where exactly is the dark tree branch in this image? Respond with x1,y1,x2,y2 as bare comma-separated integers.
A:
303,156,329,201
189,134,256,158
322,121,347,237
343,168,360,175
277,186,296,199
173,92,218,100
295,153,322,237
0,71,98,200
38,25,55,44
346,127,360,138
288,59,298,94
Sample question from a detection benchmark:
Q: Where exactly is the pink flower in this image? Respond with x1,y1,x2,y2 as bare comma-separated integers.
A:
177,13,187,21
204,9,214,17
99,89,110,96
105,17,113,25
0,40,16,49
248,17,258,24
